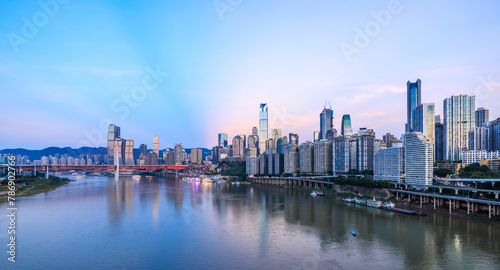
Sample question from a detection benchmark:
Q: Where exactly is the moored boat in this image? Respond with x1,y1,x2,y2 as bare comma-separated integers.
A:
343,197,356,203
366,200,383,209
311,190,325,196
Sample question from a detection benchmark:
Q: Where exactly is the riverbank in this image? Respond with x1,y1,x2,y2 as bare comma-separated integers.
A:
253,180,500,225
0,175,72,201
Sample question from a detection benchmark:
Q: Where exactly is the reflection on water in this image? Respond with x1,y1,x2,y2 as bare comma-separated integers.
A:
1,175,499,269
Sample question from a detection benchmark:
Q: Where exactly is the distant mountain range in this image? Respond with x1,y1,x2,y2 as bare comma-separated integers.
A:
0,147,212,161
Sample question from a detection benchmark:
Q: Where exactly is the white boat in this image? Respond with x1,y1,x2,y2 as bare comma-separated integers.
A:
366,200,383,208
343,197,356,203
311,190,325,196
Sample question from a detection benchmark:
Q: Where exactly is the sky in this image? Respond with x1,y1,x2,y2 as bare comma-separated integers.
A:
1,0,500,150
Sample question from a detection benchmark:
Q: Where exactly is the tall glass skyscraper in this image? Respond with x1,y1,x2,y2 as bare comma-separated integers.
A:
125,140,135,165
413,103,435,144
259,104,268,152
107,124,120,165
341,114,353,136
218,133,228,148
319,103,334,140
443,94,475,161
406,79,422,132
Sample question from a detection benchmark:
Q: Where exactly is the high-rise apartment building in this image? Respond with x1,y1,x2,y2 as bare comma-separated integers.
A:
314,140,333,173
404,132,434,185
341,114,353,137
190,148,203,164
232,136,244,157
333,136,350,173
259,104,269,152
299,141,314,173
475,107,489,127
125,140,135,165
140,144,147,156
174,143,184,165
374,144,404,183
406,79,422,132
283,143,299,175
238,134,247,149
153,135,159,157
356,130,375,172
443,94,475,161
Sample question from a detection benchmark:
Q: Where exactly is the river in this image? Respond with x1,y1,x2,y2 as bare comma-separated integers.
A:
1,175,499,269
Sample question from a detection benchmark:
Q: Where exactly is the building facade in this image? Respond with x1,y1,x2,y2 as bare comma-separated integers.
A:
404,132,434,185
443,94,475,161
373,145,404,182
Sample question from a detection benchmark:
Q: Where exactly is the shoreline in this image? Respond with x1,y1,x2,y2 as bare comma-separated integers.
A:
0,176,72,202
253,182,500,226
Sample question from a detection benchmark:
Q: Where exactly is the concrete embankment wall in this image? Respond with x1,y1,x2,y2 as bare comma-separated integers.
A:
332,184,391,199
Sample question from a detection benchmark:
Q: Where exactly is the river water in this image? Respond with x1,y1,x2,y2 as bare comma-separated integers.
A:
1,176,499,269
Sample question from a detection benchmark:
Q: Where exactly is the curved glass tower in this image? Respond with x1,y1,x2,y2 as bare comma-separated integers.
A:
341,114,353,136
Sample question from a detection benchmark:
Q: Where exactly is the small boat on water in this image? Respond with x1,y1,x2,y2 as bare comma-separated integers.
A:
382,202,395,208
343,197,356,203
311,190,325,196
383,207,427,216
354,198,366,205
351,231,357,236
366,200,383,209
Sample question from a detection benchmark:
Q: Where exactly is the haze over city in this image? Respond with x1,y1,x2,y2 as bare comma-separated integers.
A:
2,0,500,149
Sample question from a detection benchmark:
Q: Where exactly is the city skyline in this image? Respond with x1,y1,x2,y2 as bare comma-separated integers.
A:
2,1,500,149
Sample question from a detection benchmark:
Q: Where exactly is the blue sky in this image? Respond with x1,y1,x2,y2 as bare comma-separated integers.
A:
1,0,500,149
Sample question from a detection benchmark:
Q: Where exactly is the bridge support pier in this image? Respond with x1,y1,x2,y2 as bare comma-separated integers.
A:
420,196,422,208
434,197,436,209
449,199,452,215
489,205,492,219
45,166,49,179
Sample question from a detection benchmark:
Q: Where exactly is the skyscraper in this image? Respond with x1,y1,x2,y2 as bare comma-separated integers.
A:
299,141,314,173
333,136,350,173
435,122,444,161
404,132,434,185
313,131,320,142
406,79,422,132
475,107,489,127
259,103,269,152
140,144,147,156
107,124,120,165
443,94,475,161
125,140,135,165
218,133,228,148
314,140,333,173
289,133,299,146
341,114,353,137
238,134,247,149
413,103,435,144
319,103,334,140
153,135,159,157
271,129,282,149
232,135,244,157
174,143,184,165
252,127,258,136
356,129,375,172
